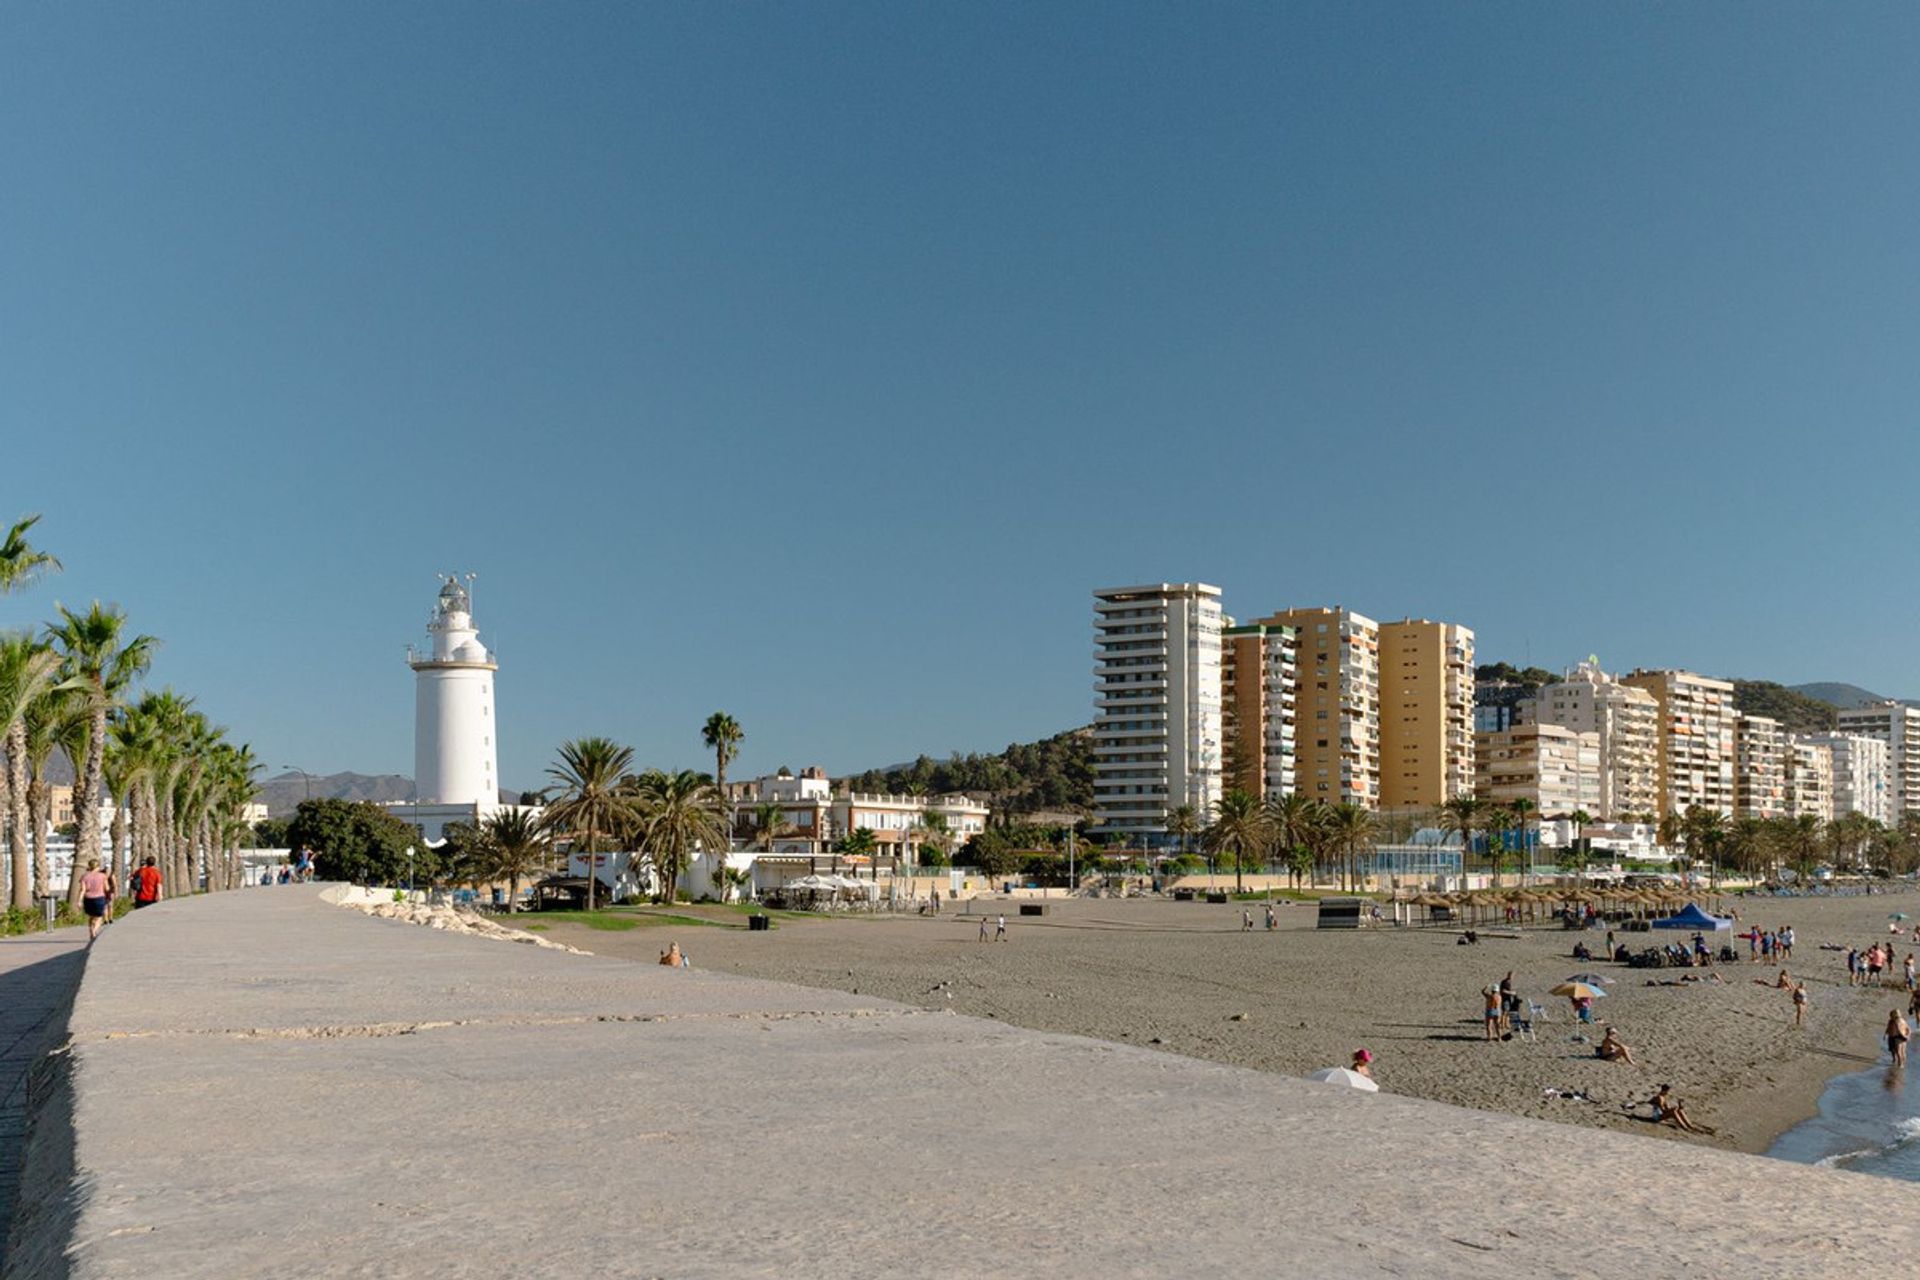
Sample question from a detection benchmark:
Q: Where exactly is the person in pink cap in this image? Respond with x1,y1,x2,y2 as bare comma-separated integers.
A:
1351,1048,1374,1079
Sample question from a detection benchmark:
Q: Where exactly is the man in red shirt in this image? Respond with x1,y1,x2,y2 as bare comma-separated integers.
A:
132,857,163,908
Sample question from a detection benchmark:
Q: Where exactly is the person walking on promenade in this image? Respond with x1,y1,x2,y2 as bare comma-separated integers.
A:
1265,903,1277,931
131,856,162,909
1890,1009,1911,1067
103,864,119,926
1242,908,1253,932
79,861,111,941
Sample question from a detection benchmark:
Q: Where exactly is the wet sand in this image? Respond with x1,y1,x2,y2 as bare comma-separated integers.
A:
519,890,1920,1154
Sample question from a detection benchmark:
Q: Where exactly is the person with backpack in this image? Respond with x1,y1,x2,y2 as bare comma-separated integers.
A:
132,856,163,909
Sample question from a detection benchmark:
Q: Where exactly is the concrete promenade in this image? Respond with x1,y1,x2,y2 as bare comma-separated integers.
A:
0,930,89,1264
8,888,1920,1278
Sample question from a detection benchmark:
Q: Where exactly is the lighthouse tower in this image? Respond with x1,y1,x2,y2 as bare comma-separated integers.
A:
408,575,499,812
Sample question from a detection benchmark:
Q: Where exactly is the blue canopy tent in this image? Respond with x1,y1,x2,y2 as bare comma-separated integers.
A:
1651,902,1732,931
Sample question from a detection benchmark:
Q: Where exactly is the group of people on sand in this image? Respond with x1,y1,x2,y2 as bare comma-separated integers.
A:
1739,924,1795,964
1843,942,1913,989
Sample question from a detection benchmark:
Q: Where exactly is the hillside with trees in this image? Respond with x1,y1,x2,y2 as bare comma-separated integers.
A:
1731,680,1838,735
842,728,1093,817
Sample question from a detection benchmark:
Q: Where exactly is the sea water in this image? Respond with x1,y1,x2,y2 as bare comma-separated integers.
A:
1768,1048,1920,1181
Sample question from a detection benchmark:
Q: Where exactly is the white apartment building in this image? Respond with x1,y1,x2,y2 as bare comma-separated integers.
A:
1528,660,1659,820
1836,701,1920,820
1804,733,1891,826
727,768,990,859
1786,736,1834,822
1092,584,1224,840
1621,669,1737,819
1474,723,1600,816
1734,713,1788,819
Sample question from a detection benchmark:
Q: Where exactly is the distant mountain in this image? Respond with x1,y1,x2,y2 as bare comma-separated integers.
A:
258,771,525,818
1789,682,1914,711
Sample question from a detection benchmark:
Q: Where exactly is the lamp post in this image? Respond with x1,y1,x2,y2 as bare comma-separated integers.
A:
283,765,313,803
406,846,415,899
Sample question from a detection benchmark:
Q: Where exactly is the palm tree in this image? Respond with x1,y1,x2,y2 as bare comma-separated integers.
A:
751,801,794,853
628,768,728,902
0,515,60,596
1483,808,1513,888
1167,804,1200,860
835,826,879,880
48,603,156,906
1327,803,1376,893
1264,793,1316,888
1204,790,1269,894
1,635,62,909
701,713,743,822
1787,813,1824,884
543,737,638,912
484,808,549,912
1438,796,1480,890
1508,798,1536,886
21,687,82,902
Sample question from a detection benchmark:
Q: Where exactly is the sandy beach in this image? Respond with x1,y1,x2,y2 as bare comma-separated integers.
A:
515,888,1920,1155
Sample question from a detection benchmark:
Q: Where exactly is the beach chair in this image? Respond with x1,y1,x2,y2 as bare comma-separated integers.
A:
1526,999,1549,1026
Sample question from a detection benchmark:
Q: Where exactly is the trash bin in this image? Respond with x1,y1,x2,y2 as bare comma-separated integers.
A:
748,915,771,932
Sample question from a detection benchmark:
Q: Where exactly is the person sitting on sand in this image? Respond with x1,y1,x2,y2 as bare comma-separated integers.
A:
1351,1048,1374,1079
1752,968,1791,989
660,942,684,967
1572,941,1593,962
1646,1084,1705,1133
1598,1027,1637,1065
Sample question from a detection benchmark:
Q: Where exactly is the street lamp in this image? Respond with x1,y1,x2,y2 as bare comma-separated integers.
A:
406,846,416,898
283,764,313,802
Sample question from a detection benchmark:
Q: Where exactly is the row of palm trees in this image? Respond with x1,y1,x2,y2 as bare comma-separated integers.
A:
2,515,261,911
1172,791,1380,893
541,737,729,909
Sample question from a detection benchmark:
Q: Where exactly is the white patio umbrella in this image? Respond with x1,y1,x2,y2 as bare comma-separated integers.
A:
1305,1067,1379,1092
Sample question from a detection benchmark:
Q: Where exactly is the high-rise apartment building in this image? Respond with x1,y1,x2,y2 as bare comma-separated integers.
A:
1835,702,1920,821
1221,622,1297,801
1786,736,1834,822
1733,713,1788,819
1092,584,1224,841
1529,660,1659,820
1377,619,1476,809
1619,669,1737,818
1804,733,1891,825
1474,723,1600,816
1250,607,1380,806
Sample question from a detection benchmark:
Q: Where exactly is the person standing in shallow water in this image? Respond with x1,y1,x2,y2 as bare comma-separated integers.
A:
1888,1009,1910,1067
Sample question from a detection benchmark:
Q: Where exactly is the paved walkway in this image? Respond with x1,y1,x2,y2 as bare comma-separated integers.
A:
0,927,89,1263
11,889,1920,1278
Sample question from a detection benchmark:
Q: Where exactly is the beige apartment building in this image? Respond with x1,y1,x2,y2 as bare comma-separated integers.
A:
1474,723,1599,816
1733,713,1788,819
1619,669,1737,818
1527,660,1659,820
1251,606,1379,807
1221,621,1297,800
1836,701,1920,820
1786,736,1834,822
1377,619,1476,809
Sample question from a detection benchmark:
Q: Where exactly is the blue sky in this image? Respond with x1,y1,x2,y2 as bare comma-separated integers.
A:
5,3,1918,790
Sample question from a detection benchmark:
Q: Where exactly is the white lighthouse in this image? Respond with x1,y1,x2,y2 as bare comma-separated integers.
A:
407,575,500,832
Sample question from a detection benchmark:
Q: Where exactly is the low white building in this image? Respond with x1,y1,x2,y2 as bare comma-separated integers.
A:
725,768,990,867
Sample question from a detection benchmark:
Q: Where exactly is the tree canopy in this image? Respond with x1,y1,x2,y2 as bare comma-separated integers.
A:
285,798,421,885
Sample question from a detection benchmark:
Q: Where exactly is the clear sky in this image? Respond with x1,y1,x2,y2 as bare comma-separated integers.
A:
5,3,1919,791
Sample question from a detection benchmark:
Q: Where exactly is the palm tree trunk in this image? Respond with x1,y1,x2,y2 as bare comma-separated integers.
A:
68,703,107,908
110,801,129,887
29,779,50,901
6,722,28,910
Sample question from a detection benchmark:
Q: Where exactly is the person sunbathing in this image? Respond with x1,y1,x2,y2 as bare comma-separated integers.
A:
1646,1085,1705,1133
1597,1028,1637,1065
660,942,684,967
